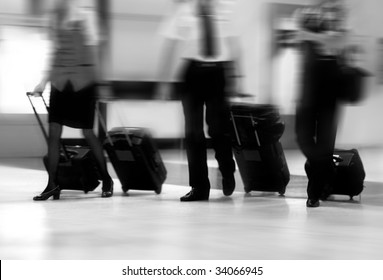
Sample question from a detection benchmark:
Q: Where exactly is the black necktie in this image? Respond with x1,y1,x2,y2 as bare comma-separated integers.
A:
199,2,216,58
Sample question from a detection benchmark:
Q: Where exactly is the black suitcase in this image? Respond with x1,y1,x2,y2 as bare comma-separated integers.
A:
27,92,100,193
305,149,365,200
230,103,290,194
103,127,167,194
42,147,100,193
332,149,365,199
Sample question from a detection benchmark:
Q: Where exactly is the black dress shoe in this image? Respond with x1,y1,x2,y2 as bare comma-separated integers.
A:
101,177,114,198
33,186,61,201
180,188,209,202
222,174,235,196
306,199,320,208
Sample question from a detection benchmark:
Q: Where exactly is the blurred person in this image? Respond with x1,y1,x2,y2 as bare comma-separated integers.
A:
32,0,113,200
295,0,350,207
156,0,243,201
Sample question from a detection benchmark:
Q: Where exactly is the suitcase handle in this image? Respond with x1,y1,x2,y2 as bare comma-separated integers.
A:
333,155,343,163
250,114,261,146
95,103,133,147
230,111,261,147
26,91,70,160
230,111,242,147
27,92,49,144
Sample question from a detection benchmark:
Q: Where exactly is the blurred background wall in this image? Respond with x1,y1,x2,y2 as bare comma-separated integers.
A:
0,0,382,157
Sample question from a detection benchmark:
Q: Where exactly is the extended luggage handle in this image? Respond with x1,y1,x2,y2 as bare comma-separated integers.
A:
250,115,261,146
230,111,242,147
95,103,115,147
230,111,261,147
95,102,133,147
26,91,70,160
27,92,49,144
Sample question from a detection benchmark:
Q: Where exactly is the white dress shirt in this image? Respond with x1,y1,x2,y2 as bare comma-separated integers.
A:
160,2,238,62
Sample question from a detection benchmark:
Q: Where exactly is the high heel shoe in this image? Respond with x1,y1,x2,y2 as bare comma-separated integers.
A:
101,177,114,198
33,186,61,201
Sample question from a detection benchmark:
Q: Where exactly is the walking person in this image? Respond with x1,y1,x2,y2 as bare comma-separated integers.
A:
295,0,349,207
33,0,113,200
157,0,243,201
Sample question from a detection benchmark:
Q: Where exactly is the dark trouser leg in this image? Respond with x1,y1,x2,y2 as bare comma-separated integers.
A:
312,100,338,199
296,101,338,200
295,105,316,161
296,58,339,201
181,89,210,193
46,122,63,189
296,104,320,200
205,72,235,179
305,156,334,200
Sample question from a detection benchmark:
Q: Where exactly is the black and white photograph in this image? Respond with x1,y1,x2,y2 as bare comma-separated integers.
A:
0,0,383,278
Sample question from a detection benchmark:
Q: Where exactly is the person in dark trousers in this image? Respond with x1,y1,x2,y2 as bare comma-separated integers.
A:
295,0,349,207
157,0,243,201
32,0,113,200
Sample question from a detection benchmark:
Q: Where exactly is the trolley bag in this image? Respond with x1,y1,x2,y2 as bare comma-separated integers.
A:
103,127,166,194
304,149,365,200
332,149,365,199
230,103,290,194
27,92,100,193
42,147,100,193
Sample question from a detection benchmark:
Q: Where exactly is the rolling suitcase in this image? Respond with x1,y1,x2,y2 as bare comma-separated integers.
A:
332,149,365,199
103,127,167,194
27,92,100,193
305,149,365,200
42,148,100,193
230,103,290,194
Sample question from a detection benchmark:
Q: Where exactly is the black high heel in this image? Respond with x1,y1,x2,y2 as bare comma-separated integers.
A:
33,186,61,201
101,177,114,198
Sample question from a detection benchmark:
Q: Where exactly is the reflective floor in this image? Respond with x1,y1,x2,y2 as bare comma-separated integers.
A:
0,148,383,260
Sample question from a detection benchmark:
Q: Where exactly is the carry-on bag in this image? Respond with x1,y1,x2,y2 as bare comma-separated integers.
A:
230,103,290,194
332,149,365,199
305,149,365,200
102,127,167,194
27,92,100,193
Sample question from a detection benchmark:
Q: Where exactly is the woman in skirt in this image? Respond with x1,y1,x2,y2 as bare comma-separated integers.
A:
33,0,113,200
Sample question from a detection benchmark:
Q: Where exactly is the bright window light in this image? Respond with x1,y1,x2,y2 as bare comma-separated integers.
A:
0,25,51,114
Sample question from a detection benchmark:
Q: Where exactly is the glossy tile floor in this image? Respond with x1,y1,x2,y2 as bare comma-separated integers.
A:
0,148,383,260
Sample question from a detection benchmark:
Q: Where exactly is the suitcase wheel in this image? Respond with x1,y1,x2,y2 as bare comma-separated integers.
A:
155,183,162,194
155,188,162,195
278,190,285,196
122,187,129,193
244,187,251,194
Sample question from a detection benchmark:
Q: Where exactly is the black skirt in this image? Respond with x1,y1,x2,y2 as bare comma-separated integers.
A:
49,82,96,129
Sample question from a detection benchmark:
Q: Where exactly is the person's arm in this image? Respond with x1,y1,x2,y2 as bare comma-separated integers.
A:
298,28,349,56
34,17,56,93
155,3,184,100
298,29,340,43
83,9,103,82
82,8,113,99
296,5,349,53
226,35,244,95
156,38,180,100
